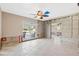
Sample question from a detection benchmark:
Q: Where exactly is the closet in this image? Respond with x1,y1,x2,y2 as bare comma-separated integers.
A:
50,13,79,38
72,15,79,38
61,16,72,38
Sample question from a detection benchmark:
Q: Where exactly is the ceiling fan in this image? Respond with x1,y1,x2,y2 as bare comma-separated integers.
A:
31,10,50,19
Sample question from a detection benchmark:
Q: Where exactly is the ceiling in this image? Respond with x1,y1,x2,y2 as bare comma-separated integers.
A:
0,3,79,21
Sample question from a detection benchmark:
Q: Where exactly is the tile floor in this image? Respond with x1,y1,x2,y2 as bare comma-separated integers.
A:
0,37,79,56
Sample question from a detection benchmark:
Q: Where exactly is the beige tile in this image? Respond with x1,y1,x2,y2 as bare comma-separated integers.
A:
0,38,79,56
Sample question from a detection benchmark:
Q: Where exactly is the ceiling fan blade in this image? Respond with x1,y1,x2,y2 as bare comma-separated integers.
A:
44,11,50,14
43,15,49,17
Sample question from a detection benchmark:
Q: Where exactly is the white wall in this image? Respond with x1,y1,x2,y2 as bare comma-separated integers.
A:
2,12,37,37
2,12,23,37
45,21,51,38
2,12,45,39
36,20,45,38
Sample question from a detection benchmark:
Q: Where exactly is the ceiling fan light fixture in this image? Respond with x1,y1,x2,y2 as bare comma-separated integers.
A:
37,11,43,16
32,10,50,19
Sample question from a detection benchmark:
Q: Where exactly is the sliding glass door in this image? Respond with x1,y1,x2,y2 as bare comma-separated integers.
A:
22,20,36,41
22,25,36,41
